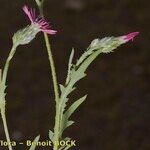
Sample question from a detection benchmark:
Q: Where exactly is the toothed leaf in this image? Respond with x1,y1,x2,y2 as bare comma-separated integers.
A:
64,95,87,120
58,35,130,138
66,48,75,85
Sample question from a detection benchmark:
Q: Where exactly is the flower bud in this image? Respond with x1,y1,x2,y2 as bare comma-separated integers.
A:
90,39,99,47
89,32,139,54
12,24,40,46
89,37,122,53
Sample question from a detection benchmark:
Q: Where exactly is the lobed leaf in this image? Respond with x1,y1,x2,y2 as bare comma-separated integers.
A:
58,35,127,138
66,48,75,85
64,95,87,120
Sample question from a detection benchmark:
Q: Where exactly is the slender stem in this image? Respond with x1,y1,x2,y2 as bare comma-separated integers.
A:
36,2,60,150
37,3,60,150
1,109,13,150
2,45,17,85
43,33,59,104
43,34,60,150
53,106,61,150
0,44,17,150
37,0,59,104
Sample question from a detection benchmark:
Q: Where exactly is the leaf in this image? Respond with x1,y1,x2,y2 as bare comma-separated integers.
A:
60,95,87,133
66,48,75,85
58,138,71,150
0,84,7,111
60,84,65,93
58,137,72,150
64,137,71,141
64,95,87,120
76,46,94,66
49,130,54,142
66,120,74,128
58,35,127,137
58,147,65,150
63,145,73,150
29,135,40,150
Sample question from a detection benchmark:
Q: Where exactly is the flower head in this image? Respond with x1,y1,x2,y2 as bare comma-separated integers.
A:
121,32,139,43
23,5,57,34
88,32,139,54
13,5,57,46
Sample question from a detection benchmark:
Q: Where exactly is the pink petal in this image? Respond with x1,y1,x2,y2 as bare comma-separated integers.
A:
41,29,57,34
22,5,57,35
122,32,139,42
23,5,35,23
30,8,36,21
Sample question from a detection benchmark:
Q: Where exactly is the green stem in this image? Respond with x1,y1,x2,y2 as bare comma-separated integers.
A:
43,26,60,150
43,33,59,104
36,2,60,150
53,106,61,150
37,0,59,104
44,33,60,149
1,109,13,150
0,44,17,150
2,45,17,85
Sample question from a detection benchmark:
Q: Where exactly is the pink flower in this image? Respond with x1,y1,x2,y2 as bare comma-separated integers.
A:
122,32,139,42
23,5,57,35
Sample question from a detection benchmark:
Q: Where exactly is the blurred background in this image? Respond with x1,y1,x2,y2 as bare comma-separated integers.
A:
0,0,149,150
